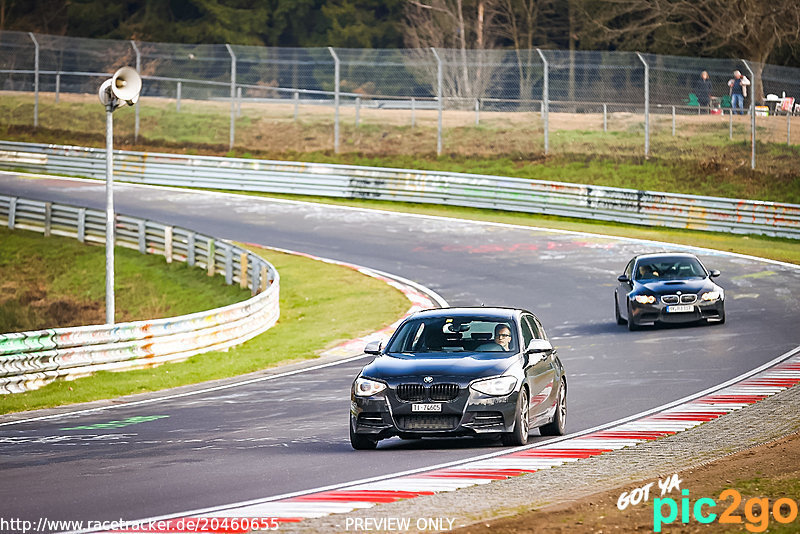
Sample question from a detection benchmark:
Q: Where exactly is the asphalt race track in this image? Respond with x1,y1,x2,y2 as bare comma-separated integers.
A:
1,173,799,527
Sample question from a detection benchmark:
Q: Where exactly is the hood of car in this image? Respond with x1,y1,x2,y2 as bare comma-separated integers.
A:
636,278,716,294
360,353,516,382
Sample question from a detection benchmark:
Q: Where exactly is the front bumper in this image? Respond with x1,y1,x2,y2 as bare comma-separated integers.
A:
629,297,724,325
351,385,520,440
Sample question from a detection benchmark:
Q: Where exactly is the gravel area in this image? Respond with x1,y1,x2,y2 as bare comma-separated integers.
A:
290,383,800,533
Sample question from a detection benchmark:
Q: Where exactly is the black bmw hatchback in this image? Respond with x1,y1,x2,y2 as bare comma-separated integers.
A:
349,307,567,450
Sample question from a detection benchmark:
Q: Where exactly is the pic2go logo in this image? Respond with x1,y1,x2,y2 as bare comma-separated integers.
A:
653,489,800,533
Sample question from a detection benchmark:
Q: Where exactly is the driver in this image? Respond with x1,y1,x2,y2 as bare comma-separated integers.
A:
494,324,512,350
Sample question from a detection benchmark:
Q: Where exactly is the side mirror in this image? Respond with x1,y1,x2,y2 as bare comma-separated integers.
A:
617,274,630,283
525,338,553,355
364,341,383,355
709,269,721,278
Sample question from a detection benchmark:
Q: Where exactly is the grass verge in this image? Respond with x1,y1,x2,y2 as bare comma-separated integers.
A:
1,244,410,415
0,227,248,332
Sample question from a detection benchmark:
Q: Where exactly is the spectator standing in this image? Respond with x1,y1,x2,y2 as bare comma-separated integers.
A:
728,70,751,115
695,71,713,110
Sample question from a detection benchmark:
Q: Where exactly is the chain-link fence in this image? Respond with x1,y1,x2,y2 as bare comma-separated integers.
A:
2,31,799,167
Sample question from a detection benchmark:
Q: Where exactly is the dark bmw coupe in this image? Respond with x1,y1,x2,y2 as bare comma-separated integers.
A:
349,307,567,450
615,252,725,331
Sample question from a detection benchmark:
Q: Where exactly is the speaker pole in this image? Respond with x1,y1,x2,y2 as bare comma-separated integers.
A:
105,100,115,325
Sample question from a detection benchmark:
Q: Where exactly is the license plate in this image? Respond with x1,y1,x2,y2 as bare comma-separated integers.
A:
666,304,694,313
411,403,442,412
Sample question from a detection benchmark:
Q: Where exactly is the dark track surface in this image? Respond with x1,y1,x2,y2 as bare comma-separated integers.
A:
1,173,798,527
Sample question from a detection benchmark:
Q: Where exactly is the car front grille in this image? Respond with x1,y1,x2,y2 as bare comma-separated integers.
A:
661,295,680,304
395,415,460,431
680,294,698,304
661,294,698,304
429,384,460,401
396,384,426,402
471,411,505,427
395,383,460,402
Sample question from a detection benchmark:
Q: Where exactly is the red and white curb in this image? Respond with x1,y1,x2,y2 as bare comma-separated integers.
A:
113,344,800,531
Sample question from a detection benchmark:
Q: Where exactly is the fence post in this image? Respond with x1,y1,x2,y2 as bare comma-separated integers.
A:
603,103,607,132
225,44,237,151
28,33,39,128
431,47,443,156
176,81,181,112
411,97,416,128
55,73,60,104
475,98,480,125
742,60,756,170
293,90,299,121
138,220,146,253
130,40,141,143
787,108,791,146
729,109,733,140
636,52,649,158
672,106,676,136
237,86,242,117
536,48,549,155
328,47,341,154
355,96,361,127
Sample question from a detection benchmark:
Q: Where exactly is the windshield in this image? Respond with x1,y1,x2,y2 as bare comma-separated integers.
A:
634,257,707,281
387,317,517,355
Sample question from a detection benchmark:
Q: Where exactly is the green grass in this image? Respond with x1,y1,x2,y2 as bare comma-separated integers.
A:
0,227,247,332
1,245,410,414
2,92,799,203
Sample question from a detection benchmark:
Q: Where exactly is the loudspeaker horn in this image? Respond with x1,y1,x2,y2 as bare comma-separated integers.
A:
110,67,142,106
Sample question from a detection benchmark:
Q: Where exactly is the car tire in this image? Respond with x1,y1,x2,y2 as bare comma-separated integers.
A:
501,388,529,446
540,379,567,436
627,302,640,331
615,293,626,325
350,419,378,450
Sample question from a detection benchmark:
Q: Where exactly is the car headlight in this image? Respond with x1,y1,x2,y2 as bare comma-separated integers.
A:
354,377,386,397
634,295,656,304
470,376,517,396
701,291,721,301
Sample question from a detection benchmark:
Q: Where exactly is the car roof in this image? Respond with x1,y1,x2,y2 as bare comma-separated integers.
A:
634,252,700,262
409,307,524,321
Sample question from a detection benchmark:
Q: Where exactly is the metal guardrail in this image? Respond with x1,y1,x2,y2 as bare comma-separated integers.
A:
0,194,280,394
0,140,798,239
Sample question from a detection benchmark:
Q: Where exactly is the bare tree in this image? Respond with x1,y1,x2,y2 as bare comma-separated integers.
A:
403,0,500,101
582,0,800,102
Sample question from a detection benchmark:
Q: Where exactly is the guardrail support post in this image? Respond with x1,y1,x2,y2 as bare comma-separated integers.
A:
240,252,249,289
260,265,268,292
293,91,299,121
328,47,341,154
475,98,480,125
28,33,39,128
176,81,182,112
636,52,649,158
8,198,16,229
164,226,173,263
187,232,195,266
130,40,141,143
537,48,549,155
44,202,51,237
355,96,361,127
225,44,237,151
431,47,443,156
742,59,756,169
603,103,607,132
225,246,233,285
138,220,146,253
411,97,416,128
207,240,216,276
77,208,86,243
253,263,261,296
55,73,60,104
